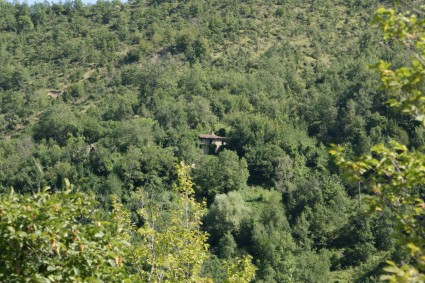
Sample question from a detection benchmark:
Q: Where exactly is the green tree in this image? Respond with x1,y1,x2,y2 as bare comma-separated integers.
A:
0,180,129,282
193,150,249,202
224,255,257,283
332,4,425,281
131,162,210,282
245,144,289,187
204,191,251,245
33,104,81,146
122,162,257,282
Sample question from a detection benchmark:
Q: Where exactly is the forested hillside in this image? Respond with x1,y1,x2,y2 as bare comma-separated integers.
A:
0,0,423,281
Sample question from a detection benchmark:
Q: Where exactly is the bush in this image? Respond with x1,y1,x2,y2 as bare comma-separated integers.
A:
0,182,129,282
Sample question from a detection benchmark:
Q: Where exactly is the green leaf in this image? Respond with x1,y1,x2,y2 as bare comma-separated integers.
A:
7,226,15,234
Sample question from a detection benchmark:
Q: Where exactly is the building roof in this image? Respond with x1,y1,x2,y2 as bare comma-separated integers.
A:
199,133,226,140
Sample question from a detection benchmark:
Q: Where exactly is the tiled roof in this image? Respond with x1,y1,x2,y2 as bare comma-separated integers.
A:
199,133,225,139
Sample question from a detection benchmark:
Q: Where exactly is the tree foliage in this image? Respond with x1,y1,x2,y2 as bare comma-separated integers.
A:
0,0,419,280
132,162,210,282
332,3,425,281
0,180,129,282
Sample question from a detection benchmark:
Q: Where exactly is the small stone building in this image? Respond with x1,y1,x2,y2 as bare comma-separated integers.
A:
199,133,226,154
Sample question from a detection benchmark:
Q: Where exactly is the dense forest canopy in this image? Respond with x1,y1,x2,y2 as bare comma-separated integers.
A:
0,0,424,281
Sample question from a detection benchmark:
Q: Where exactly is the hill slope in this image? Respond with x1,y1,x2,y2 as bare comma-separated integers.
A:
0,0,419,281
